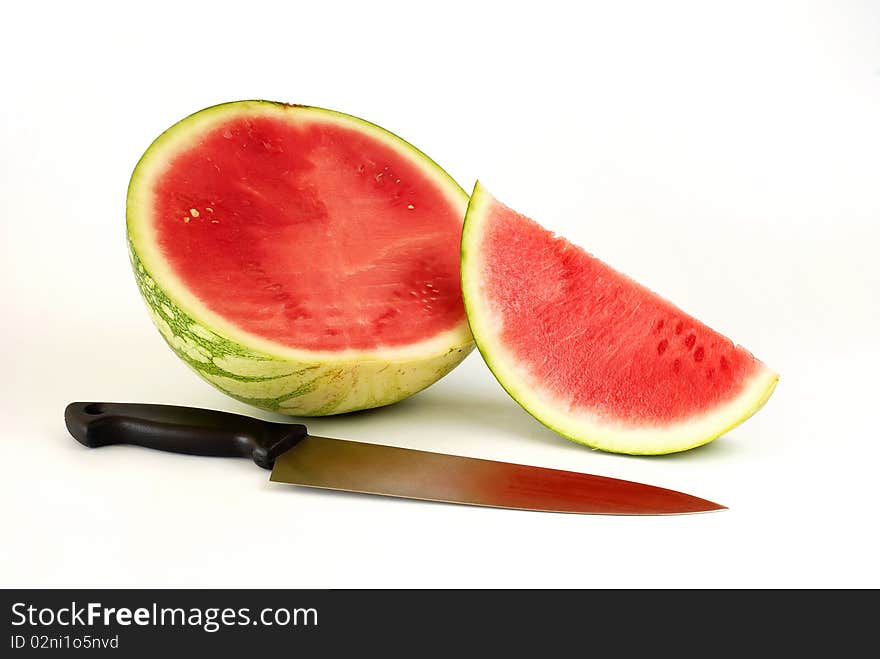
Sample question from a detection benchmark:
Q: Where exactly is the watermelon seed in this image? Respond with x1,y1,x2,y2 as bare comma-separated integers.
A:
189,208,200,217
694,346,705,362
656,339,668,355
684,333,696,349
183,216,190,223
407,204,415,210
672,358,682,373
654,319,665,334
675,321,684,335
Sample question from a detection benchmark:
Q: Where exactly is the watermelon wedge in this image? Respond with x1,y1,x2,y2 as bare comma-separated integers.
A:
127,101,473,416
461,183,778,454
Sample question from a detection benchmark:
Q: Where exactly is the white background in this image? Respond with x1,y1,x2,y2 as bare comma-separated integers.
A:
2,0,879,588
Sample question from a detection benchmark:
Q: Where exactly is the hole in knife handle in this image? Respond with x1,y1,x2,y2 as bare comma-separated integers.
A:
83,403,105,415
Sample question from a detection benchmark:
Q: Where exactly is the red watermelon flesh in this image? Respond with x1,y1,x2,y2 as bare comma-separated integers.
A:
461,183,778,454
482,202,759,424
153,115,465,352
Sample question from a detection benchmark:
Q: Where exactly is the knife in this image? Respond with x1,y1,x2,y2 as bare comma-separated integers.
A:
64,402,725,515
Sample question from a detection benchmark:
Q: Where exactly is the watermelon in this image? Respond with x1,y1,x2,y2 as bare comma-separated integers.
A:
461,183,778,454
126,101,474,416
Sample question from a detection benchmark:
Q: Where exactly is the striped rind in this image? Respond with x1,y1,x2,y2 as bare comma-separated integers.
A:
126,101,474,416
460,181,779,455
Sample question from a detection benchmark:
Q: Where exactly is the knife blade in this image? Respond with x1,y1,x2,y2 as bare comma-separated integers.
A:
64,402,725,515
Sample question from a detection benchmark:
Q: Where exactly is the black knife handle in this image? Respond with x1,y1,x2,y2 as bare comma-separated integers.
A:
64,402,307,469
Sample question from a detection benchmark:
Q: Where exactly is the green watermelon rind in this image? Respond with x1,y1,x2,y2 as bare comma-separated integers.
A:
126,101,474,416
460,181,779,455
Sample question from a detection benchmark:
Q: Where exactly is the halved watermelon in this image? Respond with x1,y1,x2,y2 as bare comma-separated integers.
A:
461,182,778,454
127,101,473,416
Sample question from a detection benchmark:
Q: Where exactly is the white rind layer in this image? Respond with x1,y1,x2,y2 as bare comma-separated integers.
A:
461,181,778,454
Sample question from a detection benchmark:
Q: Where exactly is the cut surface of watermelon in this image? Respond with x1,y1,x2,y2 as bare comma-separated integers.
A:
127,101,473,416
461,182,777,454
